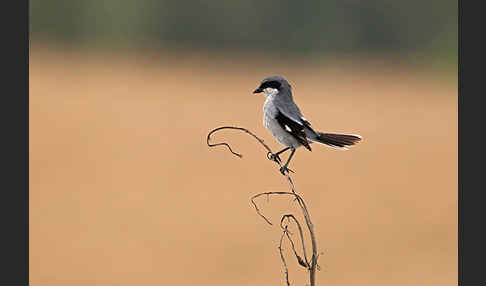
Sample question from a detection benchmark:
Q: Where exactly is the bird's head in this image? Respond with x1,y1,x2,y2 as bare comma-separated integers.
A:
253,75,291,97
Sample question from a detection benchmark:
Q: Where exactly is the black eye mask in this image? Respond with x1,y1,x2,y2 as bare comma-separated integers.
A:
260,80,282,90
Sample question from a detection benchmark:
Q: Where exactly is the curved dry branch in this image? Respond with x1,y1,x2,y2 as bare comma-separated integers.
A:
207,126,273,158
250,191,298,225
281,214,310,268
207,126,319,286
279,230,291,286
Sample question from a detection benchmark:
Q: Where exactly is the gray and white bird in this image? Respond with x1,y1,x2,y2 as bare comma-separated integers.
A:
253,75,362,175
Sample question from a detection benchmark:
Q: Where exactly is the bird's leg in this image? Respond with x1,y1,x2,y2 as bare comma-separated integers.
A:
276,147,291,156
280,147,296,175
267,147,291,164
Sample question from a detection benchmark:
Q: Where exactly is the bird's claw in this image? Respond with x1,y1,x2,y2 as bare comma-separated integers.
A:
267,152,282,164
279,165,295,175
267,152,295,175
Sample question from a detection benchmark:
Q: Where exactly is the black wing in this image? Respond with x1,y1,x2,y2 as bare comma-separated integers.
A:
275,109,312,151
299,117,318,135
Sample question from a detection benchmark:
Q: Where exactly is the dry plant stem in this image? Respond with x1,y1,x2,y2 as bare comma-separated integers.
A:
206,126,273,158
279,230,291,286
207,126,318,286
282,214,310,268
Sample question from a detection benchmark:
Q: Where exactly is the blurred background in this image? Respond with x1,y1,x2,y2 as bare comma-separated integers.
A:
30,1,457,286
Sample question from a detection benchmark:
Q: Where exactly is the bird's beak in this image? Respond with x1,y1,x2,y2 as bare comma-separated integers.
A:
253,87,263,94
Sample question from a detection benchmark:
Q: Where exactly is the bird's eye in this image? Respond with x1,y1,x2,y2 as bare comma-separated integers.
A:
262,80,281,90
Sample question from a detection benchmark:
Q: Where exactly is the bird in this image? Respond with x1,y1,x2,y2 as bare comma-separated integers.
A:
253,75,362,175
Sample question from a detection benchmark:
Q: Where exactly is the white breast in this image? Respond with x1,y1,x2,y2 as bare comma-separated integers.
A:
263,95,278,127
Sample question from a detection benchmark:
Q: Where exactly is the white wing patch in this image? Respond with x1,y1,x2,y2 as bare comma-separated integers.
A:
284,125,292,132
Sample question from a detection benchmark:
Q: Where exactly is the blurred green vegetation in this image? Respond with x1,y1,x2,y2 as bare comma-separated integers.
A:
30,0,457,62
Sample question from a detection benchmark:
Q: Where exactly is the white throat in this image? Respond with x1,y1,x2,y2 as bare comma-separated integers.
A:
263,87,279,97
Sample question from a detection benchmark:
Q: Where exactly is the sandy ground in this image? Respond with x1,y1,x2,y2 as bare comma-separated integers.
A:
30,46,457,286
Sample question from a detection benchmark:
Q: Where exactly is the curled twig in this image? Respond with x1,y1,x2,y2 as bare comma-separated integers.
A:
207,126,273,158
281,214,310,268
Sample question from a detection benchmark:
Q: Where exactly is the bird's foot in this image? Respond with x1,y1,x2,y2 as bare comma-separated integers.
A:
267,152,282,164
279,165,295,175
267,152,295,175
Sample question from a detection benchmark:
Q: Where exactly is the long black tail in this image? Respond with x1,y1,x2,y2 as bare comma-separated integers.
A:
313,132,362,149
